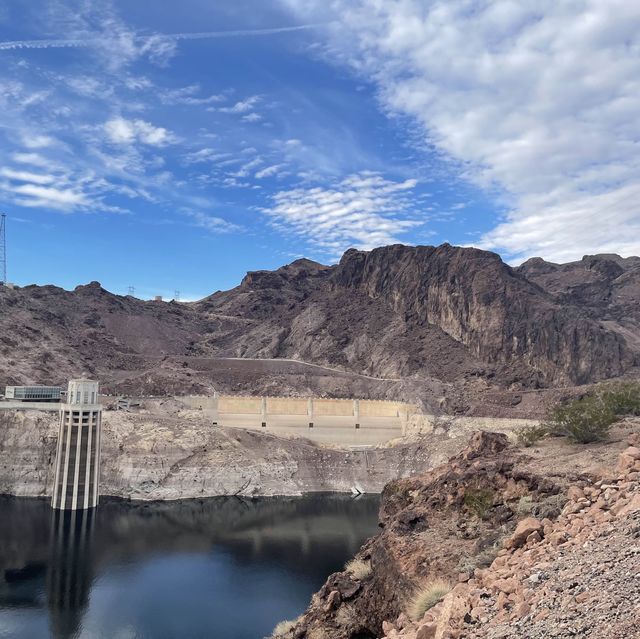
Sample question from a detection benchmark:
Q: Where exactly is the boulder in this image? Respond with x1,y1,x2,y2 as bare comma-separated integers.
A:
505,518,543,550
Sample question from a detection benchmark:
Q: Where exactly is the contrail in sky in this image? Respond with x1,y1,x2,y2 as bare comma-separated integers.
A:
0,24,322,51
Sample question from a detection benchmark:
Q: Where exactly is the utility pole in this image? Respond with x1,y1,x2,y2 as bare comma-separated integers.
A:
0,213,6,285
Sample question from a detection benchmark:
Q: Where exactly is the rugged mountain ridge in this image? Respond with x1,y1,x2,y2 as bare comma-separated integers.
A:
331,245,635,384
0,244,638,407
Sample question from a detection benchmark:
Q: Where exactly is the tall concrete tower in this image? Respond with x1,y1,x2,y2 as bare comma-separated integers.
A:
52,379,102,510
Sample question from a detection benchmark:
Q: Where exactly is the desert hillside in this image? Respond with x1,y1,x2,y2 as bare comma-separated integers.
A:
274,424,640,639
1,244,639,413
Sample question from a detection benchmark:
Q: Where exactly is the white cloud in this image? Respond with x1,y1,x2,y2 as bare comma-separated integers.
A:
262,171,421,253
104,117,173,146
21,134,55,149
219,96,260,114
159,84,226,106
255,164,285,179
12,152,50,167
182,209,241,233
0,168,54,184
233,157,263,178
0,180,89,211
183,148,232,164
242,112,263,123
283,0,640,261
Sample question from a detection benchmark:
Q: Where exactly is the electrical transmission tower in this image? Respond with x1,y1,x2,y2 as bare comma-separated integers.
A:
127,285,135,296
0,214,6,285
174,290,180,301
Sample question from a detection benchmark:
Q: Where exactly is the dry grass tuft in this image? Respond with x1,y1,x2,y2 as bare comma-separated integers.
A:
409,578,451,621
344,558,372,580
271,618,298,638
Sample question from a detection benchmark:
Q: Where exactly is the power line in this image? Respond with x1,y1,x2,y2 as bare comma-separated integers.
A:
0,213,6,285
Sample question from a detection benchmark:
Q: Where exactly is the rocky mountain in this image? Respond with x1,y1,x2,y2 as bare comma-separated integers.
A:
0,244,638,411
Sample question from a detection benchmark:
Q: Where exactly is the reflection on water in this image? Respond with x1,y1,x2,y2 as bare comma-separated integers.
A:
48,509,95,639
0,494,379,639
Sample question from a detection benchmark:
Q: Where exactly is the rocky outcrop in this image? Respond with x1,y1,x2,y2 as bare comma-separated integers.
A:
332,244,636,384
380,435,640,639
277,425,638,639
1,245,638,408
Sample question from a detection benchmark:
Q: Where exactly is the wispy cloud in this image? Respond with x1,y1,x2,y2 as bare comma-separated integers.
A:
255,164,285,179
233,157,264,178
262,171,421,253
219,96,261,114
182,209,242,233
0,24,321,52
159,84,227,106
284,1,640,261
0,164,114,212
0,168,54,184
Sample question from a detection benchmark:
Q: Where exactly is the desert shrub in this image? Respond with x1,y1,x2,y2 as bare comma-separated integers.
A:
514,495,533,517
409,579,451,621
515,424,549,448
530,493,565,520
598,381,640,416
271,618,298,638
457,545,500,575
345,558,372,580
544,394,616,443
463,488,495,520
512,493,564,520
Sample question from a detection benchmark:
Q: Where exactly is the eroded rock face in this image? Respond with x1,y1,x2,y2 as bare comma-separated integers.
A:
379,435,640,639
278,426,640,639
281,431,569,639
0,244,638,405
332,244,636,384
0,410,438,500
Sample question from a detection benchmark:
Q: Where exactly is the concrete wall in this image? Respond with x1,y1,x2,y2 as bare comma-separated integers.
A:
0,401,59,411
181,394,417,447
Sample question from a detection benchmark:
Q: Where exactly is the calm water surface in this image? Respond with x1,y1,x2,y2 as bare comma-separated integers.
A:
0,494,380,639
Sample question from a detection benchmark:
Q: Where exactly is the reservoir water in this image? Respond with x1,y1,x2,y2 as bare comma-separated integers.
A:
0,494,380,639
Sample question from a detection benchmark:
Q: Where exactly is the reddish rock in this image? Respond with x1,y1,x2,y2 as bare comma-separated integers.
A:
505,518,543,550
416,622,438,639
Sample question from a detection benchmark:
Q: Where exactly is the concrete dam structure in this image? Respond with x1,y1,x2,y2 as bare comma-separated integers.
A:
183,395,416,446
52,379,102,511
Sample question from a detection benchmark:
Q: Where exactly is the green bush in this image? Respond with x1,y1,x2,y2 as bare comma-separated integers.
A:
463,488,495,520
409,579,450,621
598,381,640,416
543,381,640,445
515,424,549,448
544,394,616,443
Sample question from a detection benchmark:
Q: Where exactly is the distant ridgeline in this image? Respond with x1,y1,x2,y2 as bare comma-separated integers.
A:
182,395,417,446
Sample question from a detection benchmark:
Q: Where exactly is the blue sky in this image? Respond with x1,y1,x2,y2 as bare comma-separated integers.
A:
1,1,639,299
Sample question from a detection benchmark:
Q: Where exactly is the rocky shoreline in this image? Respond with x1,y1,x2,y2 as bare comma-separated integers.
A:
273,421,640,639
0,409,452,500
